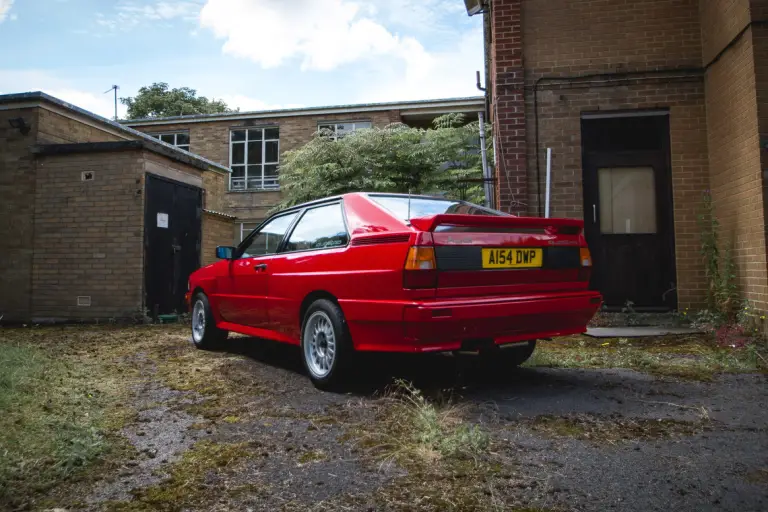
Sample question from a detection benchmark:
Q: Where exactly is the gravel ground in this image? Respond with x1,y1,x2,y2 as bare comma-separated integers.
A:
3,326,766,511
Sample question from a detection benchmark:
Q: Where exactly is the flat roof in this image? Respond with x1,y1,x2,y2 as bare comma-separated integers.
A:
0,91,231,174
121,96,486,127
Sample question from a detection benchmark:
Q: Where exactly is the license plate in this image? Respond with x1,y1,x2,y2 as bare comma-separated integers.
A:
482,248,543,269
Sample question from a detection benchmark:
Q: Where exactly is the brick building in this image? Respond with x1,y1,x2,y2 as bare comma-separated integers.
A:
124,97,485,242
0,92,234,322
476,0,768,311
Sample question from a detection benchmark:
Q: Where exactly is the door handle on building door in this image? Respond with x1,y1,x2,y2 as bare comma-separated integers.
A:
592,204,597,223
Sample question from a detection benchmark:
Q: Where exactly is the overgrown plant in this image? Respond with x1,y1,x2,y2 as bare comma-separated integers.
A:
697,192,738,323
276,114,492,209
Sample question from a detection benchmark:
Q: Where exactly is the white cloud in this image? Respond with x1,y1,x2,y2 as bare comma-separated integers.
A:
199,0,424,71
0,0,14,23
95,1,202,32
0,70,128,119
357,27,484,103
217,94,304,112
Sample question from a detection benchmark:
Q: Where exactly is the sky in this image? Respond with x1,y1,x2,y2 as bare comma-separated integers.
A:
0,0,485,119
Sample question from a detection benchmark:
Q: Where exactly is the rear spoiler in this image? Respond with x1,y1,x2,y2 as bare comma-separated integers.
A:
409,214,584,233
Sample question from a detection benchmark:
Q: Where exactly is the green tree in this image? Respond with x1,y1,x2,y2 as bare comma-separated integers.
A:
277,114,491,209
120,82,235,119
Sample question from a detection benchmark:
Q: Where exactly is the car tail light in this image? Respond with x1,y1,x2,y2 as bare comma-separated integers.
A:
404,246,437,289
405,247,436,270
580,247,592,267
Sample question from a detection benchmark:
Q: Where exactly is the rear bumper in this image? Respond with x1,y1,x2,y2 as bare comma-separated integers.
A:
346,291,602,353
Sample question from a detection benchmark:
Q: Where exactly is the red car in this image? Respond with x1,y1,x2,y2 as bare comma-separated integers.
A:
187,193,602,388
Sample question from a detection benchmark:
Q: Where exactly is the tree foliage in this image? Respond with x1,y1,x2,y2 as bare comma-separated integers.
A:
120,82,235,119
277,114,491,209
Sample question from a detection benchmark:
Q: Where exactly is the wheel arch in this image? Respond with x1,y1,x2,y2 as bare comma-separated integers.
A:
299,290,340,326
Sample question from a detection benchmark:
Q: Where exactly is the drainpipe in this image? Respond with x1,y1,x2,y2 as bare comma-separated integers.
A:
544,148,552,218
478,111,492,208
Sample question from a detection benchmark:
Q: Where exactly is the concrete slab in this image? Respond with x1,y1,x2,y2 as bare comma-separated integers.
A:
585,326,703,338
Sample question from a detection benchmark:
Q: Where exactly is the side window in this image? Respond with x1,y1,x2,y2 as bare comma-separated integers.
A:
239,213,297,258
283,204,349,252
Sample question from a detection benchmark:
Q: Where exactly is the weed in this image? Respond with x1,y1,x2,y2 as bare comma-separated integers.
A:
359,380,489,466
698,191,738,322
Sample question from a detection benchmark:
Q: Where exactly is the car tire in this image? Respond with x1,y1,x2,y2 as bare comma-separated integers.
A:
481,340,537,368
301,299,351,390
190,292,228,350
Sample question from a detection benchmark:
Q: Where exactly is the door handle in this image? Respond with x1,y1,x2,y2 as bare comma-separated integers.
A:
254,263,267,271
592,204,597,223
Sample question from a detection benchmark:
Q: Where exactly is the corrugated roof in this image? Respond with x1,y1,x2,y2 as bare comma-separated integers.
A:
203,209,236,219
0,91,231,174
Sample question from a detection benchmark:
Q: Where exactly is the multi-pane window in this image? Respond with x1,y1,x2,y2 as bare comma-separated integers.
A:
239,222,262,243
317,121,372,141
230,128,279,191
153,132,190,151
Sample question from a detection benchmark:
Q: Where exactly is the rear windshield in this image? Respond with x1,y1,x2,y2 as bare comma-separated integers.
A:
369,195,503,220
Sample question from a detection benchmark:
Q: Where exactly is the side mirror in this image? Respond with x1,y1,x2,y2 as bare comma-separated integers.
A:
216,246,235,259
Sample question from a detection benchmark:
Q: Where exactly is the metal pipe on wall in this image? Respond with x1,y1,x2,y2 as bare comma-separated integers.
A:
545,148,552,218
478,111,492,208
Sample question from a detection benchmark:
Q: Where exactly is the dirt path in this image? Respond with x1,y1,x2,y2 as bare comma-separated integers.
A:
2,325,766,511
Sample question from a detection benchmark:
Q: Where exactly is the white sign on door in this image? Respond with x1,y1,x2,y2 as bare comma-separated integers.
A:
157,212,169,229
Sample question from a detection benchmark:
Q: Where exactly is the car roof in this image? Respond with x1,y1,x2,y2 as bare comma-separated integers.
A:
277,192,460,214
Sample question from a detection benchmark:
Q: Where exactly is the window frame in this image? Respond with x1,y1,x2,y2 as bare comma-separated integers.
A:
151,131,190,151
229,126,280,192
234,211,300,259
316,120,372,141
279,200,351,255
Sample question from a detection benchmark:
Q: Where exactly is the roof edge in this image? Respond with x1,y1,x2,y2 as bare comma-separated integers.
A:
0,91,230,174
31,141,229,174
120,96,486,126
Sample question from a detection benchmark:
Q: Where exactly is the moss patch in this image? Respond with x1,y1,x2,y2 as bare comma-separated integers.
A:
525,334,767,380
525,414,708,442
107,441,257,511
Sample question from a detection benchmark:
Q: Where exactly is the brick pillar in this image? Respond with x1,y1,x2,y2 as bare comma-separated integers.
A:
490,0,527,215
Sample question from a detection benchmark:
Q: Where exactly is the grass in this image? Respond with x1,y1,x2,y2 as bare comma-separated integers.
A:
0,342,109,509
525,334,768,380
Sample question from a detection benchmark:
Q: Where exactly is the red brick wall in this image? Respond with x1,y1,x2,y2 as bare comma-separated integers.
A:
489,0,527,215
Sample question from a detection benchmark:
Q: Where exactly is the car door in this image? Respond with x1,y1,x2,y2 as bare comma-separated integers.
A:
217,212,298,327
267,202,350,338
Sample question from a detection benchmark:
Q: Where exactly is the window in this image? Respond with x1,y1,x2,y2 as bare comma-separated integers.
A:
598,167,657,234
239,212,297,258
152,132,190,151
317,121,372,141
239,222,262,243
230,127,279,191
369,195,501,221
284,204,349,252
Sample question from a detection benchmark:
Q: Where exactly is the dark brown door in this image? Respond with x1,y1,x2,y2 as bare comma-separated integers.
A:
581,115,676,310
